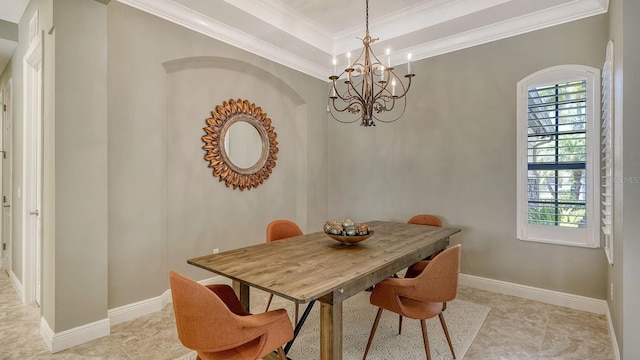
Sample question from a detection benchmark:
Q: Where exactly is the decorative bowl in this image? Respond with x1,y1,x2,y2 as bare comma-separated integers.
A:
327,231,374,245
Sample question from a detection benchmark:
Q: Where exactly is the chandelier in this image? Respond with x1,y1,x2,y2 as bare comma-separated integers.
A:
328,0,415,127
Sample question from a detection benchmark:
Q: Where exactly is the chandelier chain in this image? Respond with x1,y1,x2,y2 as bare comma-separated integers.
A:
365,0,369,36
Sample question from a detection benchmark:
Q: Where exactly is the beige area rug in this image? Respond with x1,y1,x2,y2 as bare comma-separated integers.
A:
176,289,490,360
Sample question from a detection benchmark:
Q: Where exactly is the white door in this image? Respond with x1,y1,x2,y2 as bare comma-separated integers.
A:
23,33,43,305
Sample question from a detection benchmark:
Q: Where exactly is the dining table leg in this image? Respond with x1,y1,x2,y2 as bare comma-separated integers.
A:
320,301,342,360
232,280,250,312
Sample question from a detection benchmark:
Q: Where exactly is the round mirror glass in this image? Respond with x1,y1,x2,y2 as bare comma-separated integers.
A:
224,120,263,169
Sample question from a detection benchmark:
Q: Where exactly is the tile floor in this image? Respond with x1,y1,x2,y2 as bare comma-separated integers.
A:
0,270,613,359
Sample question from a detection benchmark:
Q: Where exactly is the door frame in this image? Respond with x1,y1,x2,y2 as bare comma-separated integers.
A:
1,78,12,273
22,32,44,305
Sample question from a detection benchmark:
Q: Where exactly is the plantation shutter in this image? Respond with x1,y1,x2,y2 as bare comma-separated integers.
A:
601,41,614,264
526,81,587,228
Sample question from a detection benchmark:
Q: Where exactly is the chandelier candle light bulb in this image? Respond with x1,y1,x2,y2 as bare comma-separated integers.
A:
386,48,391,67
327,0,415,127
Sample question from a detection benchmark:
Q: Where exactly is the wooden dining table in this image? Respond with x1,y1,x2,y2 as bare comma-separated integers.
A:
188,220,461,360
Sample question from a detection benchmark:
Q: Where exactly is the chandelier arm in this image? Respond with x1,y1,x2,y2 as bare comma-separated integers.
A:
373,95,396,112
371,69,392,102
332,81,355,103
328,99,362,124
350,47,367,69
344,74,366,105
389,74,413,100
330,97,363,114
373,97,407,123
332,75,366,105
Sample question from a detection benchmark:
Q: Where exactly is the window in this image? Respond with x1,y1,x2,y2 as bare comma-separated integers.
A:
517,65,600,247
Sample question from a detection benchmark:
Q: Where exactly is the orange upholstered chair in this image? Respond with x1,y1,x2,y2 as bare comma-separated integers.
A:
169,271,293,360
362,244,461,360
407,214,443,227
264,219,303,322
408,214,443,262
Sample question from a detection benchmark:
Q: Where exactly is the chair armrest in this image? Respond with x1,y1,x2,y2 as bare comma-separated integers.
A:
405,260,430,278
205,284,250,316
236,309,293,341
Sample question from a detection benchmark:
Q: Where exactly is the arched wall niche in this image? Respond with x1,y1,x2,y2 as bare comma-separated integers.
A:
162,56,310,278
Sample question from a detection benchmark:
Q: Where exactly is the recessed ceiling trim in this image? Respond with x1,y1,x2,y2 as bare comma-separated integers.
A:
404,0,609,64
117,0,329,79
333,0,513,54
221,0,334,53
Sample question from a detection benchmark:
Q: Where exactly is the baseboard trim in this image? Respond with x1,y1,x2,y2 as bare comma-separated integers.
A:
605,304,621,360
9,269,25,303
36,275,228,353
40,316,110,353
459,273,607,314
108,289,172,326
107,275,228,326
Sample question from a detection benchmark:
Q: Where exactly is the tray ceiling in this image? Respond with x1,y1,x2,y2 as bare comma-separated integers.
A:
0,0,609,80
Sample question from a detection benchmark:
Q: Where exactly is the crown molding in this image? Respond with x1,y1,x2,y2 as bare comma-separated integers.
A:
117,0,330,80
404,0,609,65
116,0,608,81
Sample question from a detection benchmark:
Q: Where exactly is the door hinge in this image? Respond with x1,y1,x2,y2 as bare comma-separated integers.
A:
2,243,5,251
2,104,5,112
2,195,5,203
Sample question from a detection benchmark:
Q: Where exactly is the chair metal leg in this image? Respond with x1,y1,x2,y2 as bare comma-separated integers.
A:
284,300,316,354
398,315,403,335
420,319,432,360
265,293,274,312
276,346,287,360
438,312,456,359
362,308,383,360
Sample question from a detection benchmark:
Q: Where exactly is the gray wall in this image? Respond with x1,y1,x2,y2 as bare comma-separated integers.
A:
107,2,328,308
607,1,640,357
619,0,640,358
328,15,609,299
52,0,109,332
1,0,108,333
621,2,640,355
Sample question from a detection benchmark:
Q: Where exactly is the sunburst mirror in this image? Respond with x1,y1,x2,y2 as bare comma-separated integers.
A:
201,99,278,190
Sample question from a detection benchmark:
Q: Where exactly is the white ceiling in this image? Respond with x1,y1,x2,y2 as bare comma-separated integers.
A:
0,0,29,23
0,0,29,72
0,0,609,80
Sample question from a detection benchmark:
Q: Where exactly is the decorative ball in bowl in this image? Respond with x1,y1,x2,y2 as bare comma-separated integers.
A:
323,218,373,245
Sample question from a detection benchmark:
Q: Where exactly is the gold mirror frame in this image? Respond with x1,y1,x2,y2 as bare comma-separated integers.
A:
202,99,278,190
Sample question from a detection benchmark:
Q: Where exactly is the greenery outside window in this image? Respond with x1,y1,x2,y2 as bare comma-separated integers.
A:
517,65,600,247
